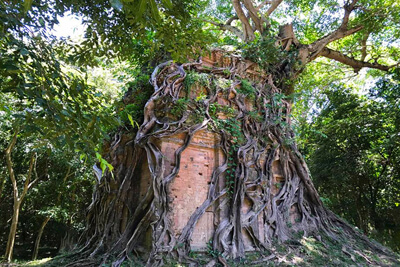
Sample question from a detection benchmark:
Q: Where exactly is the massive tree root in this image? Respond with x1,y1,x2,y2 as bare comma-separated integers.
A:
68,52,397,266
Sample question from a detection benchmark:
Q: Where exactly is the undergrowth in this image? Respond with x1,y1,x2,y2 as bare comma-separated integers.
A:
28,233,399,266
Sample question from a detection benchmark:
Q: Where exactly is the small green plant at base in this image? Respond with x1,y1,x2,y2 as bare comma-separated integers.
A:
216,78,232,89
223,69,231,76
207,240,222,258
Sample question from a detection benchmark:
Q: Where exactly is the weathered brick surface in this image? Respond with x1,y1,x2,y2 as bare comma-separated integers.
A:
161,130,220,250
156,130,288,251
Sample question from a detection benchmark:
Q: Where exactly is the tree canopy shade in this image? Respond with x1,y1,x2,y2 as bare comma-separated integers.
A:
1,0,400,266
0,0,121,261
299,72,400,250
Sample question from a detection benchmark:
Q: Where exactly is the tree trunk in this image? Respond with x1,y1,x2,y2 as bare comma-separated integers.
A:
4,129,37,262
59,226,78,253
32,216,51,260
0,176,6,203
31,166,71,260
5,200,21,262
72,52,392,266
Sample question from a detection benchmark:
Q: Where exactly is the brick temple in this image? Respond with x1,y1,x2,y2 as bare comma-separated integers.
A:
135,51,290,251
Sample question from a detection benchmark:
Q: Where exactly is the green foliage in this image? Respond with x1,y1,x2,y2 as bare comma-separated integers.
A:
206,240,222,258
69,0,213,64
96,153,114,178
248,111,263,122
184,71,210,93
0,1,129,260
242,36,283,68
216,118,245,145
241,35,299,82
171,98,189,117
117,74,153,125
214,118,245,195
298,73,400,251
236,79,256,100
209,103,236,119
0,4,119,156
0,137,95,259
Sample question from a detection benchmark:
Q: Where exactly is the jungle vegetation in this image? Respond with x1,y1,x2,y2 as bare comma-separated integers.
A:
0,0,399,266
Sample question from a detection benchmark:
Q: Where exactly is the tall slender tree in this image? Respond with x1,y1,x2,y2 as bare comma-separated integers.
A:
4,130,38,262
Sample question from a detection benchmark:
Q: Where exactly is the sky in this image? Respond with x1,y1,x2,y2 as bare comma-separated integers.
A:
53,13,85,39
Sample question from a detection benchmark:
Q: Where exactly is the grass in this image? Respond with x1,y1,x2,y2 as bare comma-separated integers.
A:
20,258,52,266
0,258,52,267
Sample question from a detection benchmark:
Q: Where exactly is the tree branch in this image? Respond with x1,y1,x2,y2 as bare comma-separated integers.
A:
28,153,39,190
340,0,359,30
265,0,283,17
203,19,245,40
205,0,282,42
242,0,263,33
232,0,255,41
256,0,272,11
225,16,239,25
5,129,19,200
360,32,369,61
309,25,364,60
21,152,37,202
309,0,362,58
319,47,395,72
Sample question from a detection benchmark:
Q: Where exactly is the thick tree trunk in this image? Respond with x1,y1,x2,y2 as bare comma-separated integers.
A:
71,52,394,266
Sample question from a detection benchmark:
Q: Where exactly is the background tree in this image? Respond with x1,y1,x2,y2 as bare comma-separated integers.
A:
297,71,400,251
0,1,120,262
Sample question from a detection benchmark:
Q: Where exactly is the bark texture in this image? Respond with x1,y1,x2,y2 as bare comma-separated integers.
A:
70,52,395,266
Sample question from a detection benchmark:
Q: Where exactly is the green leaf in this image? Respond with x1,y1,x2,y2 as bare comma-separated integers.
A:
38,17,45,26
100,158,108,174
161,0,173,9
20,48,29,55
136,0,147,19
127,114,139,128
23,0,33,13
61,110,70,117
148,0,161,23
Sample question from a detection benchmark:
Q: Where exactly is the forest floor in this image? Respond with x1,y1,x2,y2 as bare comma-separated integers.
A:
0,258,52,267
2,234,399,267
